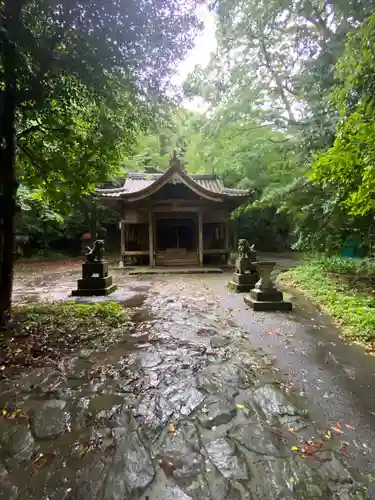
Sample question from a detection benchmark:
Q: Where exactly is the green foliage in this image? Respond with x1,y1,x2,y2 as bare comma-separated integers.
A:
311,13,375,216
1,0,201,206
16,185,118,251
282,257,375,345
20,301,129,329
121,108,196,173
17,86,141,206
236,207,291,251
311,255,375,278
180,0,375,253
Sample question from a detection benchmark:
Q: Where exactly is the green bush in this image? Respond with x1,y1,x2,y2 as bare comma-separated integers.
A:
281,257,375,345
16,301,129,329
311,255,375,277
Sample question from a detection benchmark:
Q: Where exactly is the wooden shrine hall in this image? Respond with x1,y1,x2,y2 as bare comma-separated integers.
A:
97,154,249,266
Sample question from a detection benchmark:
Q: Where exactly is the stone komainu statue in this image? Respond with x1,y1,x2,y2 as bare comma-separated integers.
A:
85,240,105,263
235,239,256,274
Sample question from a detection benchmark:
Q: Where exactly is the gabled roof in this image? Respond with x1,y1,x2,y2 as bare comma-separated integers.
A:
97,153,249,203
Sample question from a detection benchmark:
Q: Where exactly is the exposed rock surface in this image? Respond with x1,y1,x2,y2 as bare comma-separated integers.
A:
31,399,69,439
0,273,366,499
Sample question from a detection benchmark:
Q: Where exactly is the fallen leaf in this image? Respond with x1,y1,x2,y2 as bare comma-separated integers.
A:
169,422,175,434
79,445,90,458
340,442,349,457
344,424,356,430
324,430,332,440
265,329,282,336
331,426,344,434
291,445,298,452
32,452,56,469
236,404,246,409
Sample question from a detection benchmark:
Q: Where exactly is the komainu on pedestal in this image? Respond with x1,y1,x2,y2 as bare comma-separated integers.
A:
72,240,117,296
228,239,258,292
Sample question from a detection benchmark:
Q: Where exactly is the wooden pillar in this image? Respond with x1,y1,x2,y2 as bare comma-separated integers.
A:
224,220,229,252
148,211,154,267
120,221,125,255
198,211,203,266
224,219,230,265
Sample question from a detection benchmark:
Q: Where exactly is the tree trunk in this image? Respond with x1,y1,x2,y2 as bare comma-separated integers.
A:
90,195,97,240
259,38,296,124
0,0,22,325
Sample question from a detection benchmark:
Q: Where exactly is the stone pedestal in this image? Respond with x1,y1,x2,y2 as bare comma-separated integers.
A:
228,270,258,293
82,261,108,279
244,261,292,311
72,261,117,296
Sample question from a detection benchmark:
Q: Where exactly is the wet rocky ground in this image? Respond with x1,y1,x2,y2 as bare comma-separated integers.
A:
0,262,369,498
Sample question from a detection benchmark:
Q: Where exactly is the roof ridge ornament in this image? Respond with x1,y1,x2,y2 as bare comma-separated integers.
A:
169,150,183,170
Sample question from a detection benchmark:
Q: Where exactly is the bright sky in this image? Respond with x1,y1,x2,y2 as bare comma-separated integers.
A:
172,4,217,110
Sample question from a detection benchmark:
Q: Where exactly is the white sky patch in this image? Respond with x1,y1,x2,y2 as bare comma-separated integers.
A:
172,4,217,111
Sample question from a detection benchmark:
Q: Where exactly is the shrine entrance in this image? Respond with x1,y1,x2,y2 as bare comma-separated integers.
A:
154,214,199,266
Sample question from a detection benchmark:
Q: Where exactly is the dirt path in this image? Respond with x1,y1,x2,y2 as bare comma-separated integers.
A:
0,263,369,498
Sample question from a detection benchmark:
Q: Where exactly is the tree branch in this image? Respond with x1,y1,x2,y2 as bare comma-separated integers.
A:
17,122,69,139
18,144,44,173
17,124,44,139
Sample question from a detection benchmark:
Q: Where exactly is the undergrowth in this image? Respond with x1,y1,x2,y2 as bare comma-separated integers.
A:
281,256,375,346
0,301,131,378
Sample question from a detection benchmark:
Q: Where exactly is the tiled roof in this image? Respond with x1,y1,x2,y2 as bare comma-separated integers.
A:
97,172,248,198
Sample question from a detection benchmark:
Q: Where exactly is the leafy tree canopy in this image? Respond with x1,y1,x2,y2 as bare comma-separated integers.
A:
1,0,202,206
311,13,375,216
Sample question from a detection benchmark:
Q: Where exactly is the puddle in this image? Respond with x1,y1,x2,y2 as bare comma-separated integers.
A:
132,308,157,324
118,294,147,308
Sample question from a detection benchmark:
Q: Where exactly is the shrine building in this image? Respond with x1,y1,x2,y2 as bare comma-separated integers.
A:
96,154,249,266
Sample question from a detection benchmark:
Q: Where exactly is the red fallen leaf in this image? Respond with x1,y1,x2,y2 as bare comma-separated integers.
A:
265,329,282,336
298,438,324,459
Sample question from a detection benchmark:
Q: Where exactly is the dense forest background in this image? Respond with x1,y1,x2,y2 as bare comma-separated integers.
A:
16,0,375,256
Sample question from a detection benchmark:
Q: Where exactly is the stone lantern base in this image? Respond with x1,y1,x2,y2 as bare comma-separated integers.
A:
244,289,292,311
243,260,292,311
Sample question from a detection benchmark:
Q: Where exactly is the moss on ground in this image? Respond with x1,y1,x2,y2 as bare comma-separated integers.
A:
0,301,131,378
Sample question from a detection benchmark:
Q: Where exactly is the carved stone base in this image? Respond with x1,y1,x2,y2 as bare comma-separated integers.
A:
82,261,109,279
72,284,117,297
76,276,113,290
72,275,116,296
233,272,257,285
228,272,258,293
